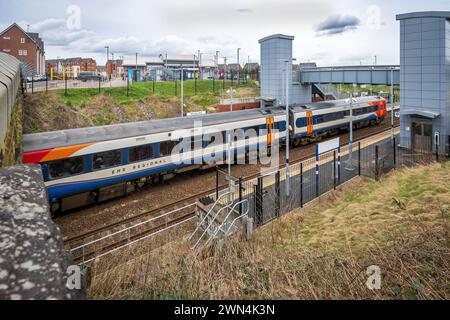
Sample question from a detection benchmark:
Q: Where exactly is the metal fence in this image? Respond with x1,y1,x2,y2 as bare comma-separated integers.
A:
22,78,127,94
230,133,449,230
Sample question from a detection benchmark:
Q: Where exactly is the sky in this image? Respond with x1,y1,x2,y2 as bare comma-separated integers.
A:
0,0,449,66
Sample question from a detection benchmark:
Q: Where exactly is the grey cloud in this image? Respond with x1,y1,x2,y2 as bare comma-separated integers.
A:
30,18,66,32
316,14,360,36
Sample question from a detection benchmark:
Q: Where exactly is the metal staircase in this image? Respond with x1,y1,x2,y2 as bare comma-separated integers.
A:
188,192,249,251
313,83,342,100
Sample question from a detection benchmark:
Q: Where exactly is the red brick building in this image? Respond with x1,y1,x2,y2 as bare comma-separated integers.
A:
105,59,123,79
0,23,45,76
46,57,97,79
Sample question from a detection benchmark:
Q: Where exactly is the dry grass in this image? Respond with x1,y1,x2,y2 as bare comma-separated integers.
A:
87,162,450,300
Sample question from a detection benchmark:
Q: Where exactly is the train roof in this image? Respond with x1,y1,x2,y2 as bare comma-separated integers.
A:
24,107,286,152
290,96,384,112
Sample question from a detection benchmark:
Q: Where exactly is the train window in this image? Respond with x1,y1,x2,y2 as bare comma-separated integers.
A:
129,145,151,163
296,118,307,128
93,150,122,170
316,115,325,124
49,156,84,180
159,140,180,156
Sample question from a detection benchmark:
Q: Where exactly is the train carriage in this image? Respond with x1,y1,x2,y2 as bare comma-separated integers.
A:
23,96,386,213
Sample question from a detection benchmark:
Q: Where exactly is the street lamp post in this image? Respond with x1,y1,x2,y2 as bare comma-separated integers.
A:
237,48,241,85
282,58,295,196
345,92,357,171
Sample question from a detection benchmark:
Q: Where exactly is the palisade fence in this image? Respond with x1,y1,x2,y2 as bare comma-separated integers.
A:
228,133,450,230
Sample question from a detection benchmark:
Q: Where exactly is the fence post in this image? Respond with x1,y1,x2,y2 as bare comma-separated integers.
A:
333,151,337,190
195,78,198,95
45,75,48,93
256,176,263,226
447,136,450,158
239,177,243,216
98,77,101,94
64,76,67,96
153,79,155,94
127,77,130,97
393,137,397,166
358,141,361,176
436,144,439,163
213,78,215,93
275,171,280,217
315,150,320,198
175,80,177,96
375,145,379,181
300,162,303,208
31,73,34,94
216,168,219,200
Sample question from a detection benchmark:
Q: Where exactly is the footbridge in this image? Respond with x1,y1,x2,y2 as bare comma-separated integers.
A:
299,65,400,86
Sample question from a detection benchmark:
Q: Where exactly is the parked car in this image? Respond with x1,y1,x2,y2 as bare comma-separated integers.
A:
26,74,48,82
77,72,102,82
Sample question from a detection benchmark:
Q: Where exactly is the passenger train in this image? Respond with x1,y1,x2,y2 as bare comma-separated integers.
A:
23,96,387,213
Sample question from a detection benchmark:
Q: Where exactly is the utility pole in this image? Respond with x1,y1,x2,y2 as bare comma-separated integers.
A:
215,51,219,80
197,50,201,80
224,57,227,81
105,46,109,79
135,52,138,81
284,60,291,196
390,67,395,141
180,64,184,117
237,48,241,85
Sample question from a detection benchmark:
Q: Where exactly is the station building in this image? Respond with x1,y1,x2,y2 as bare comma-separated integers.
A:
397,11,450,152
258,34,312,107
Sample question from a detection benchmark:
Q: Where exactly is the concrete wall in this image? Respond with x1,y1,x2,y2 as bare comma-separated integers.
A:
0,165,84,299
0,52,22,166
259,34,311,106
397,12,450,148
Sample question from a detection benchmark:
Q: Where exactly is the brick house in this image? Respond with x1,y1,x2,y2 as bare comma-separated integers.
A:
105,59,123,79
0,23,45,76
46,57,97,79
218,63,242,80
243,62,260,80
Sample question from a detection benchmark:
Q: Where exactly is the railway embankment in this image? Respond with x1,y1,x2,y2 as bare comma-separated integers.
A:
88,162,450,300
0,165,84,299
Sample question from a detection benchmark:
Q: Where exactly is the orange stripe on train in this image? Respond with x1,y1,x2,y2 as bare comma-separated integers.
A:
41,143,94,162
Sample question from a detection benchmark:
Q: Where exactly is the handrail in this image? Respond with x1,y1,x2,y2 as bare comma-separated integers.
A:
188,191,231,242
225,211,249,236
71,203,196,253
204,199,248,247
191,199,236,250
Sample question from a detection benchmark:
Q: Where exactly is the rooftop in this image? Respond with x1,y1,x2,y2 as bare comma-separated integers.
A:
396,11,450,20
258,34,294,43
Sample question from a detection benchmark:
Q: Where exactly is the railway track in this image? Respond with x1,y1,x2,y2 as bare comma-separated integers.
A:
72,211,196,264
65,120,400,249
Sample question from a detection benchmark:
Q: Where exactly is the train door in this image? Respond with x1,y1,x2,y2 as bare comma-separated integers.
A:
306,111,313,135
266,115,274,146
411,119,432,153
